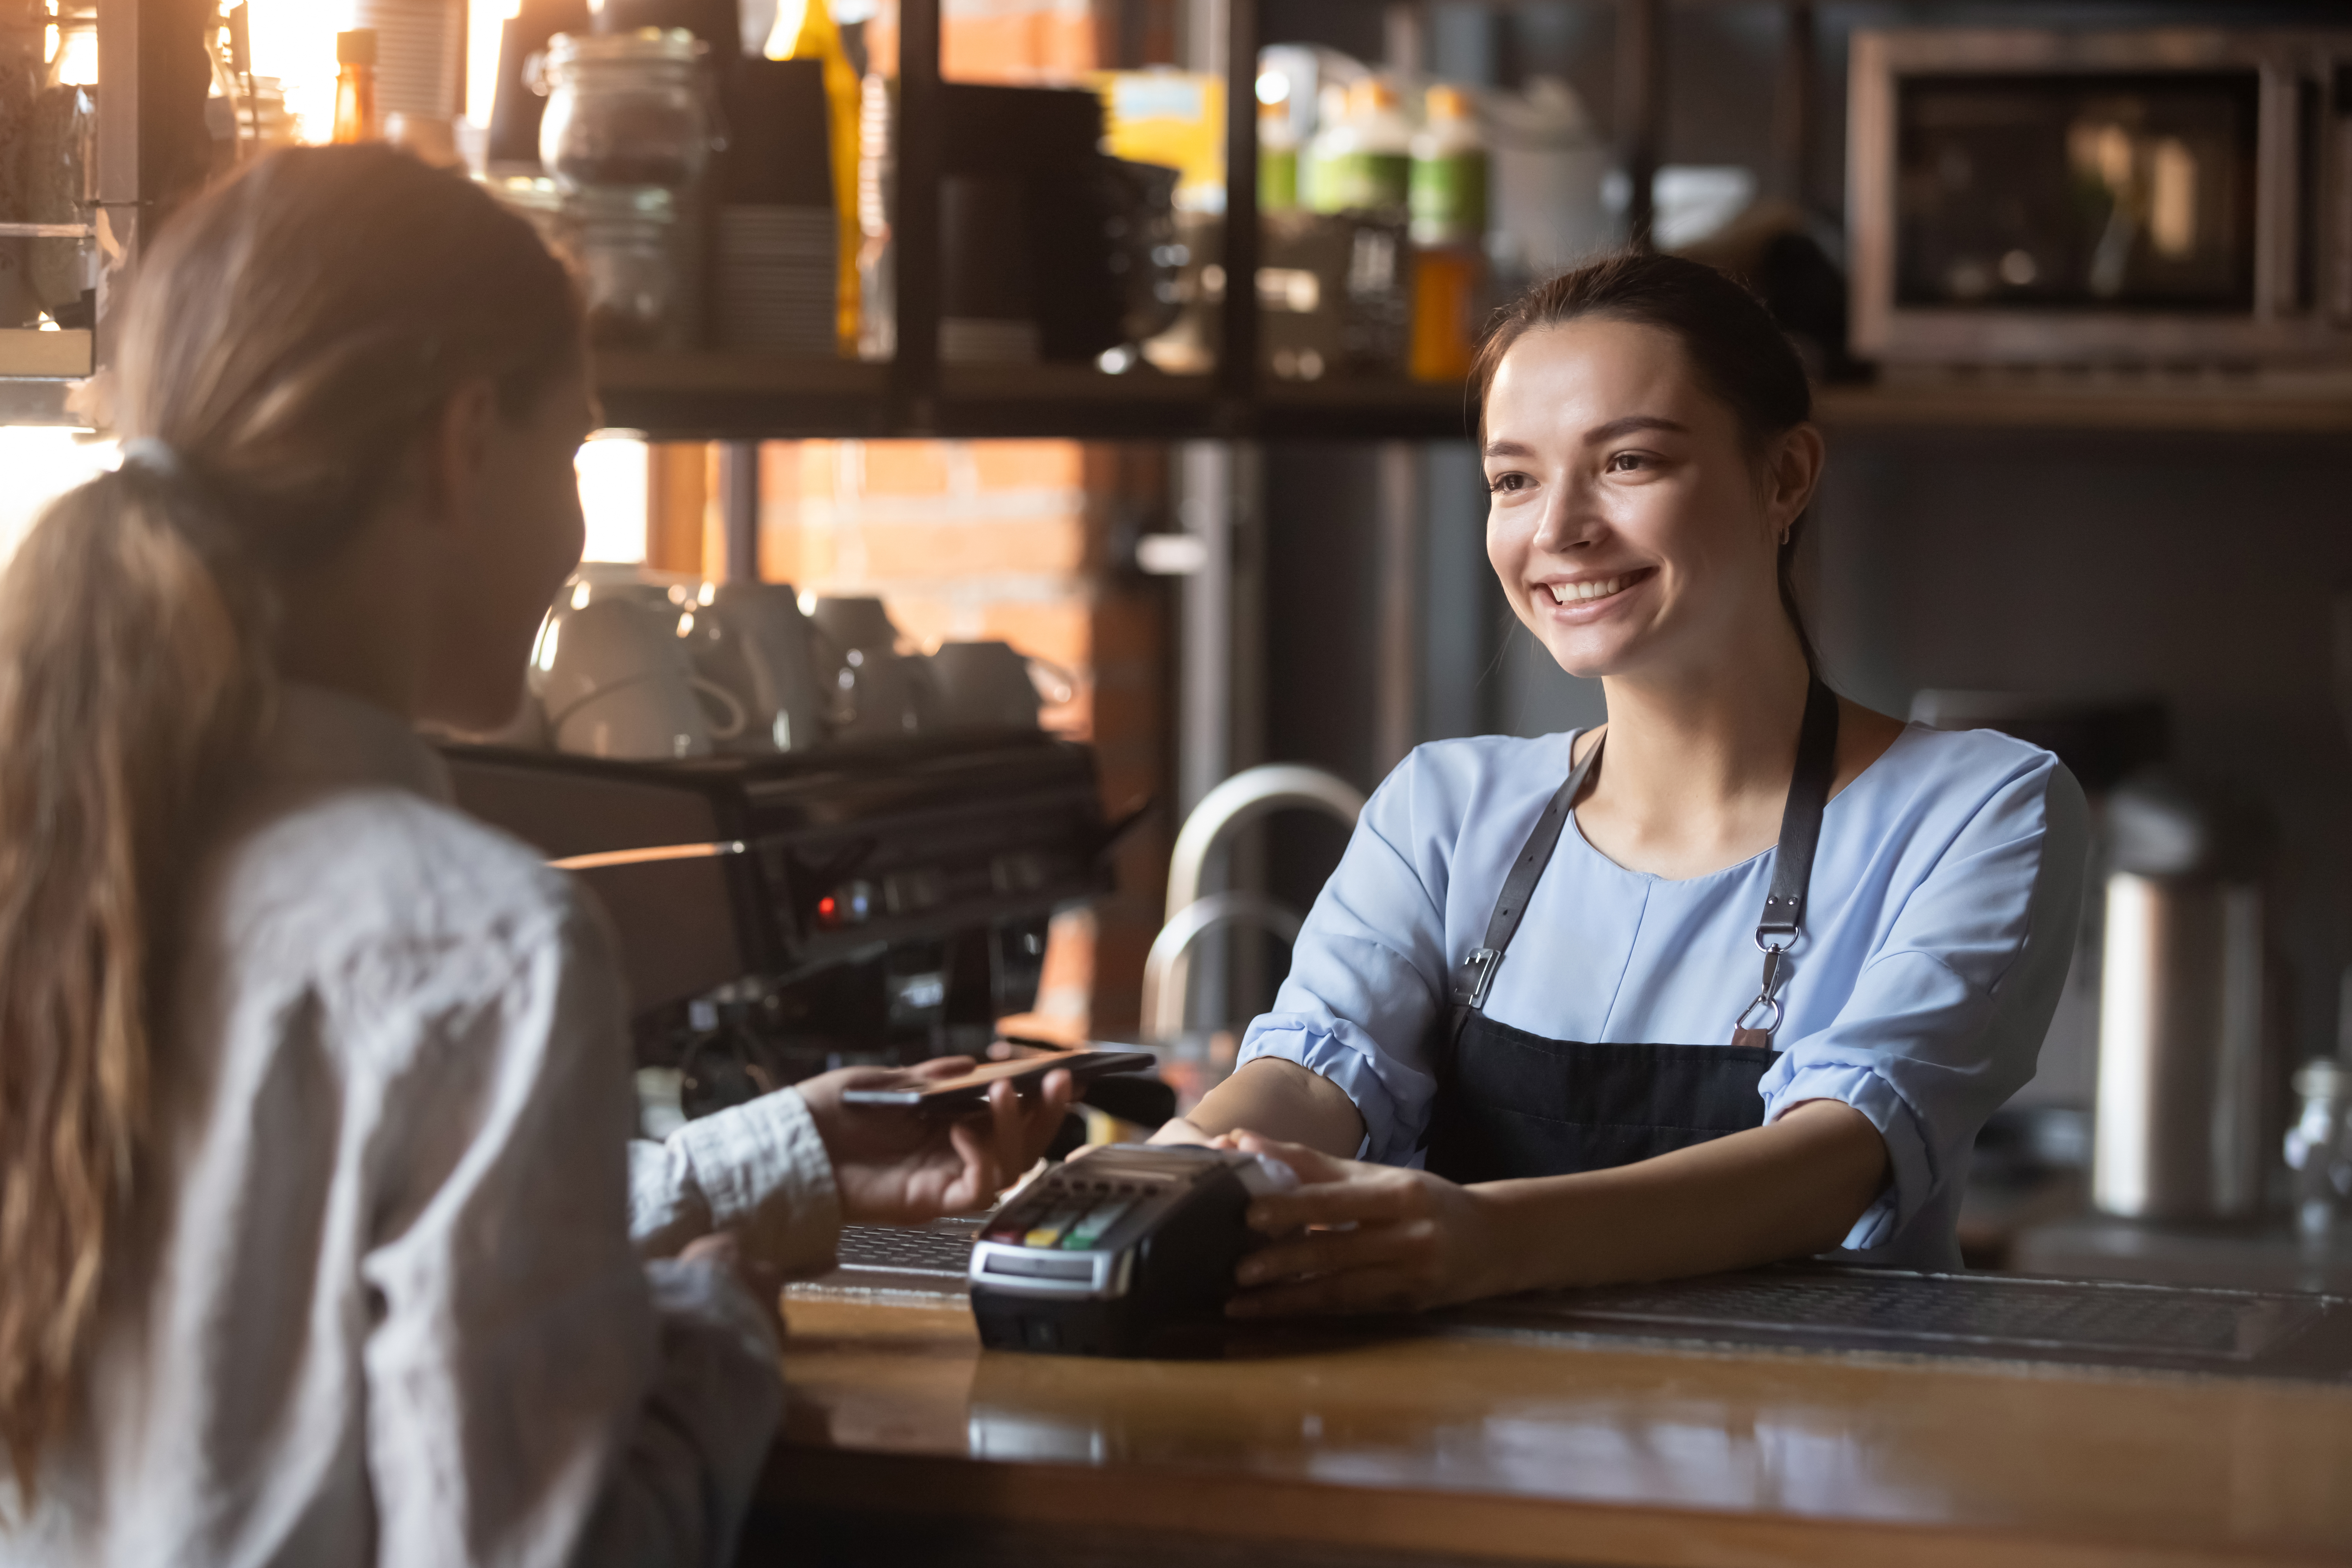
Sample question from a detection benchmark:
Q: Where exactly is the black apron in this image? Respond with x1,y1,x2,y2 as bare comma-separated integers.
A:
1423,680,1840,1184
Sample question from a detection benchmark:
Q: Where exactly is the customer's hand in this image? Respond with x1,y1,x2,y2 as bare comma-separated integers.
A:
680,1230,783,1333
1220,1132,1516,1317
796,1060,1073,1224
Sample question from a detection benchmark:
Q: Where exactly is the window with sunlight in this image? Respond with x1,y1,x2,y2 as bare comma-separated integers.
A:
0,429,646,574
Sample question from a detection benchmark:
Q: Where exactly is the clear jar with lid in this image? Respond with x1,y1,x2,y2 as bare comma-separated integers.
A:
571,187,697,349
2287,1058,2352,1239
536,29,715,196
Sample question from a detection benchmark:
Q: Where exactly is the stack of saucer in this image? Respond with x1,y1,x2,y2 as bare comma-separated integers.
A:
714,204,836,354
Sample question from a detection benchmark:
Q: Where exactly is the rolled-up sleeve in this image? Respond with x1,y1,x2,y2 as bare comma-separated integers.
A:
628,1089,842,1277
1238,756,1454,1165
1761,757,2089,1251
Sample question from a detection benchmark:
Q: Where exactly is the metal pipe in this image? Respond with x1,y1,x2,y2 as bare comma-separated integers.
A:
719,440,760,581
1772,4,1817,209
891,0,941,431
94,0,141,369
1614,0,1663,250
1215,0,1258,412
1139,890,1305,1041
1373,442,1422,776
1165,762,1365,923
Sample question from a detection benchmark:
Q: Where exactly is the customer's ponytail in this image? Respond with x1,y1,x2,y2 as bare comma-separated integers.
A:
0,460,272,1480
0,144,580,1487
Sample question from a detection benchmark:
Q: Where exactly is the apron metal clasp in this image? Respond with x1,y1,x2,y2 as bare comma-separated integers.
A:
1458,947,1502,1008
1732,942,1788,1040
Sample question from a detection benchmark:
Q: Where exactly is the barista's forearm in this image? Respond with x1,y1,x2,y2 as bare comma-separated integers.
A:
1165,1058,1365,1159
1484,1098,1890,1292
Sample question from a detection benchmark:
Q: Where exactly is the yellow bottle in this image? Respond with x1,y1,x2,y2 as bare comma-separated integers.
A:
768,0,862,355
1408,84,1488,382
331,29,379,145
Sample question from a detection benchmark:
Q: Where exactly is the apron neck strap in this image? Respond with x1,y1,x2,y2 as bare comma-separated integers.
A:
1452,677,1840,1012
1455,731,1604,1007
1754,675,1840,953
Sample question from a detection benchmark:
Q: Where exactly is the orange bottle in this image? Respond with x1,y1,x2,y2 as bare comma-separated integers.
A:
331,30,378,145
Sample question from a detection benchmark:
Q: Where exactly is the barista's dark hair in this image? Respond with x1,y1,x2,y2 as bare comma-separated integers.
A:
1472,251,1819,672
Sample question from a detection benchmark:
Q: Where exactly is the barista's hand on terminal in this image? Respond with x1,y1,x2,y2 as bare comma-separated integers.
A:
796,1060,1074,1224
1220,1133,1517,1317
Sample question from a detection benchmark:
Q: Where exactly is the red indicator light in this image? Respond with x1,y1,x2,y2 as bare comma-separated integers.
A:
817,895,838,924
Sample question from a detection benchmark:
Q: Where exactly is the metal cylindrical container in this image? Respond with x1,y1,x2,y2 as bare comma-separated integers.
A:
2092,871,2266,1218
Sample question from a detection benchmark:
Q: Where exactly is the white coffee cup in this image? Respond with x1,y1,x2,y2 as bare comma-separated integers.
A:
831,649,939,742
696,581,831,753
926,640,1073,731
536,598,747,760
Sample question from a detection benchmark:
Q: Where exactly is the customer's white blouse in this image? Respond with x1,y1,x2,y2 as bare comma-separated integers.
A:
0,686,842,1567
1239,722,2089,1271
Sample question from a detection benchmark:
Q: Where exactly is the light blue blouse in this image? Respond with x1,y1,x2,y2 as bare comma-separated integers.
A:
1236,723,2090,1271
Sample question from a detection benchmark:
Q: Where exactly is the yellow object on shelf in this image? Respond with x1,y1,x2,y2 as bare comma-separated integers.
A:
1094,70,1225,210
331,29,379,145
1408,247,1484,384
768,0,863,354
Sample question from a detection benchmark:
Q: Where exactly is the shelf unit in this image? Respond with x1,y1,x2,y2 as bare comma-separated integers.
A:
0,0,133,422
593,354,1487,442
595,352,2352,443
595,0,1577,442
592,0,2352,445
8,3,2349,443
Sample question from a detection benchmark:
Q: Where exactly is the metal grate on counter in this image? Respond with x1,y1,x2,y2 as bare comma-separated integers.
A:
1463,1266,2352,1382
834,1222,981,1279
809,1227,2352,1382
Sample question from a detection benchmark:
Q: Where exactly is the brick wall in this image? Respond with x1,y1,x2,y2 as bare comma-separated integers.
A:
864,0,1104,83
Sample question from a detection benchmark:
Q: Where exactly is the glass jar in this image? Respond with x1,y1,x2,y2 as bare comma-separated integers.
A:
2286,1058,2352,1239
536,29,714,197
565,187,689,348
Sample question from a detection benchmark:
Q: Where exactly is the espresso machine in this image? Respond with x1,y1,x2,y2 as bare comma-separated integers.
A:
438,730,1134,1115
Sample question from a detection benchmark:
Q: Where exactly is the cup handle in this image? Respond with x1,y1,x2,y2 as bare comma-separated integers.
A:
805,623,858,728
690,676,749,741
1026,657,1078,706
542,670,672,734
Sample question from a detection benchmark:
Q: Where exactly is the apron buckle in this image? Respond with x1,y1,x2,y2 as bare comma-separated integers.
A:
1458,947,1502,1008
1733,990,1784,1038
1731,942,1788,1043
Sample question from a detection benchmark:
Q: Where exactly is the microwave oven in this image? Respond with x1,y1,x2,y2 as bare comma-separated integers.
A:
1848,29,2352,366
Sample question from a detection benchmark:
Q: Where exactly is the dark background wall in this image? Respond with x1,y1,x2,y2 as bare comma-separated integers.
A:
1247,2,2352,1078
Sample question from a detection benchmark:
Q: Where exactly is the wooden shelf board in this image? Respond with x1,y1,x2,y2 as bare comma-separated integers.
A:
1257,377,1476,441
592,351,1477,442
936,364,1218,440
0,377,82,425
1816,377,2352,436
589,352,2352,443
0,328,93,380
591,350,889,440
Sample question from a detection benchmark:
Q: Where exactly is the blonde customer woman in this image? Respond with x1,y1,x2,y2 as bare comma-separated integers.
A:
0,145,1069,1565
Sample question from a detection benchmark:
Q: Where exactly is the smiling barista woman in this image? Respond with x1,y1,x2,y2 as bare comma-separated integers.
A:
1156,252,2088,1316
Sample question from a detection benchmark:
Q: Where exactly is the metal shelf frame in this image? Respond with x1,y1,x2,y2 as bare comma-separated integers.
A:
0,0,136,422
14,0,2351,441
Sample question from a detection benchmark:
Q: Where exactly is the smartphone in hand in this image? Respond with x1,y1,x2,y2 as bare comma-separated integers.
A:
839,1050,1155,1112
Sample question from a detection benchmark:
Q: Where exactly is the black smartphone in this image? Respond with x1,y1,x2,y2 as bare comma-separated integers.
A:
837,1050,1157,1111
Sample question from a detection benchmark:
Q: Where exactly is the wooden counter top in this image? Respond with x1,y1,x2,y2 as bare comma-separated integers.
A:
750,1292,2352,1568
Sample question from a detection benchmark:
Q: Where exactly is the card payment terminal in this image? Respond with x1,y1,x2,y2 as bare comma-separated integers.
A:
969,1144,1296,1357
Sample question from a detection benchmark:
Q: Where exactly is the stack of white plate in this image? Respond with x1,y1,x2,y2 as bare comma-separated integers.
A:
715,205,837,354
940,317,1041,365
